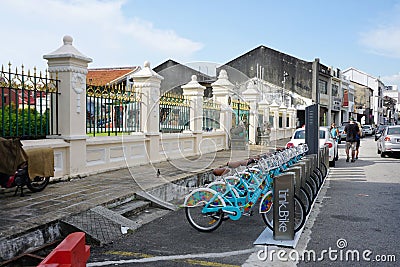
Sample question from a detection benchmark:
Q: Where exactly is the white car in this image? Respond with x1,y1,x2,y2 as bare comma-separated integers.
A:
286,127,338,167
362,125,374,136
376,126,400,157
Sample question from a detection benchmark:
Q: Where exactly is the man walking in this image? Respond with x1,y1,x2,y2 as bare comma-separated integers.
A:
343,119,360,162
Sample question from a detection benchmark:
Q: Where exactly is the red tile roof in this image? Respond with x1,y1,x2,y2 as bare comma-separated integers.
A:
86,67,140,86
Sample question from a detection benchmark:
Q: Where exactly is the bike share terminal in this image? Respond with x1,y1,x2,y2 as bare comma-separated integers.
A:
254,146,329,248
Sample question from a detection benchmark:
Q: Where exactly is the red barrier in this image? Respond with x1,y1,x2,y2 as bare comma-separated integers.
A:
38,232,90,267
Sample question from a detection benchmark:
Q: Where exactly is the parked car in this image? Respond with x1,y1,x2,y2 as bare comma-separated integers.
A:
338,126,346,144
362,125,374,136
375,125,388,141
286,126,338,167
376,126,400,157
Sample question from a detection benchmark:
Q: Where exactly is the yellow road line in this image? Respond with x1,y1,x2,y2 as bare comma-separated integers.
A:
105,250,152,258
104,250,240,267
184,258,239,267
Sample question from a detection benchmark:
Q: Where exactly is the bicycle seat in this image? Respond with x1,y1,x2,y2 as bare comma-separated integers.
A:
212,168,230,177
227,159,249,168
247,157,259,165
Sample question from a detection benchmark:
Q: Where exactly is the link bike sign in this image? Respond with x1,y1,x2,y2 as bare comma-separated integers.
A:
273,172,295,240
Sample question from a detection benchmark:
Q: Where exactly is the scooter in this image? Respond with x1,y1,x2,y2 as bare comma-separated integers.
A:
0,163,50,196
0,138,51,196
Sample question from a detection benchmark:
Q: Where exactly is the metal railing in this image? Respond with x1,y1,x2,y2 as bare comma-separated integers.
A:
86,84,141,136
231,99,250,139
0,63,59,139
231,99,250,126
159,93,190,133
203,98,221,131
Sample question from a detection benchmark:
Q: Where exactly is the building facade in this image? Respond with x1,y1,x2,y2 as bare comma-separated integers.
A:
342,68,384,125
383,85,399,124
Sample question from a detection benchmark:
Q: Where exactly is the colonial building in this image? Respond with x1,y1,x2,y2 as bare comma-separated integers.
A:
342,67,384,125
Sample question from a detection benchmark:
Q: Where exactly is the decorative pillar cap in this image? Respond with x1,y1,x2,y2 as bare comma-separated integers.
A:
132,61,164,80
270,100,279,108
242,81,259,101
182,75,206,90
211,69,234,88
43,35,92,63
259,98,269,108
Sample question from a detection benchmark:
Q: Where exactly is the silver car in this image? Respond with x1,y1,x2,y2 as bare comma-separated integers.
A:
377,126,400,157
338,126,346,144
362,125,374,136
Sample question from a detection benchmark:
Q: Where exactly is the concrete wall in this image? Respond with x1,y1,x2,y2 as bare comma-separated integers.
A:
21,132,226,180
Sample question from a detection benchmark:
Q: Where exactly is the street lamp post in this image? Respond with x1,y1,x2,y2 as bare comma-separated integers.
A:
282,71,288,104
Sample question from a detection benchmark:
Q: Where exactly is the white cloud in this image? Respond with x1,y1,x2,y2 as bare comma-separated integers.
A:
359,26,400,58
382,73,400,88
359,4,400,58
0,0,203,70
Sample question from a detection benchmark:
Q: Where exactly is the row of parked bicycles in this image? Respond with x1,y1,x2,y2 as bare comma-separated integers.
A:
182,144,328,233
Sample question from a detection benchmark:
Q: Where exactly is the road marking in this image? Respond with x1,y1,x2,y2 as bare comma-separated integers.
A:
87,248,257,266
184,259,239,267
104,250,240,266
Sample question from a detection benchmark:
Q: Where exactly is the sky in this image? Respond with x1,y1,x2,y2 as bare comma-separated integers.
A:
1,0,400,88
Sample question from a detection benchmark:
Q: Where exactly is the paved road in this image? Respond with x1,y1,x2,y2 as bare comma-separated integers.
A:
87,136,399,267
89,208,264,266
297,136,399,266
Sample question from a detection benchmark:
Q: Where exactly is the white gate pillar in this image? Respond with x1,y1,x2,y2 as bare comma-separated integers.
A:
43,35,92,176
269,100,279,142
242,81,259,144
212,70,234,149
182,75,205,154
132,61,163,162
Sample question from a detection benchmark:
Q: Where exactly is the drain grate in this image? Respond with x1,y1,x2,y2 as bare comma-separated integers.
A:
61,206,142,246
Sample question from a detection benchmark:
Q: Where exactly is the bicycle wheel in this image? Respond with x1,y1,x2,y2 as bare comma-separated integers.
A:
303,181,314,201
307,178,318,198
298,188,311,214
312,170,322,188
261,195,306,233
310,172,322,189
27,176,50,192
318,162,328,178
294,196,306,231
260,191,274,230
184,188,225,232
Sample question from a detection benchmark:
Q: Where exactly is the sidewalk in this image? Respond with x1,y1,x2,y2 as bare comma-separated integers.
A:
0,139,289,261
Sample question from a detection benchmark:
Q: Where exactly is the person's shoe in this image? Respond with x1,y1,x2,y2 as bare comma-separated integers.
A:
346,157,349,162
355,156,358,159
351,159,355,162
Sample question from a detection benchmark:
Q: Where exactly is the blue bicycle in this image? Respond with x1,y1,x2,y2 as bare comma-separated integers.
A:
183,146,307,232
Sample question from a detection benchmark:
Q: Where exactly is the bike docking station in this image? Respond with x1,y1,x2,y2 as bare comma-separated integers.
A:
254,104,329,248
254,146,329,248
182,140,329,249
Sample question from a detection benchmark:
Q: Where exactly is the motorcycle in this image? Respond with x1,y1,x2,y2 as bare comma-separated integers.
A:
0,138,51,196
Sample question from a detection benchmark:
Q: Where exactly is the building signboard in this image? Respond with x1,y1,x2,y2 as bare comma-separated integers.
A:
332,97,342,111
